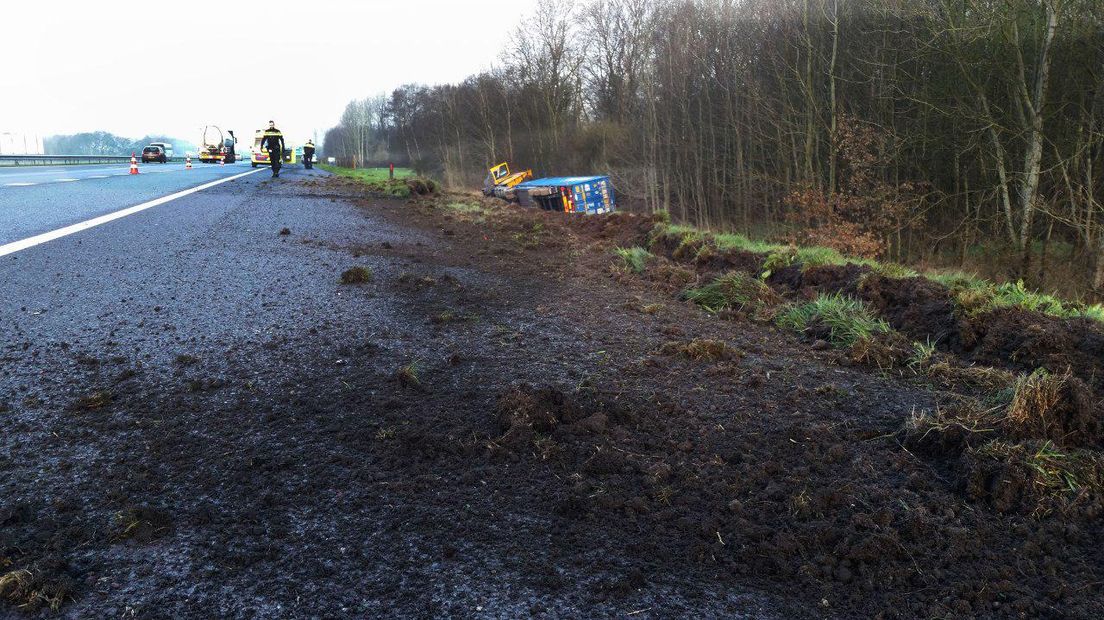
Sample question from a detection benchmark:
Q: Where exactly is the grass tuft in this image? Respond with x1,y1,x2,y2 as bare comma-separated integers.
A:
907,339,937,371
657,339,735,361
683,272,778,314
867,262,919,279
396,360,421,388
926,361,1017,391
1004,368,1081,443
712,233,788,254
0,567,69,612
447,202,484,215
776,294,890,348
340,266,374,285
75,390,112,410
969,439,1104,508
614,246,653,274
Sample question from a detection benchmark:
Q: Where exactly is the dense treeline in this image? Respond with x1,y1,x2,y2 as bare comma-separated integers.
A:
44,132,196,157
324,0,1104,295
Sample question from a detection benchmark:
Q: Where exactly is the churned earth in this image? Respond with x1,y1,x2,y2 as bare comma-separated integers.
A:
1,168,1100,618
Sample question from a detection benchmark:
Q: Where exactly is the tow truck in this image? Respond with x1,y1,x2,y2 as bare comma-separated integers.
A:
198,126,237,164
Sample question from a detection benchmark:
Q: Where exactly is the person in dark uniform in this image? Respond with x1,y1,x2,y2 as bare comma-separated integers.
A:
260,120,285,177
302,140,316,169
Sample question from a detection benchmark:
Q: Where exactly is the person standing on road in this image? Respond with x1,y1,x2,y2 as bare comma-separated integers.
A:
260,120,285,178
302,140,316,169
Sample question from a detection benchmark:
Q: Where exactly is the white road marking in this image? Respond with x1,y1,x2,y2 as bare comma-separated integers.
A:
87,175,109,179
0,168,264,258
5,182,36,187
55,178,79,182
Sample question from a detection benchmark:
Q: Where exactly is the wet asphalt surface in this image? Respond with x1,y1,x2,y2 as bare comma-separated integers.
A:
0,167,804,618
0,161,256,245
1,165,356,380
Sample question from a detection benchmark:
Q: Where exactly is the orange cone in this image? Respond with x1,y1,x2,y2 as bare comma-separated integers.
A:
185,156,192,170
129,153,139,175
220,157,225,166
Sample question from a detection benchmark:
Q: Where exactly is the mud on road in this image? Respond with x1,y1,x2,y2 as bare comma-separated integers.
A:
1,174,1101,618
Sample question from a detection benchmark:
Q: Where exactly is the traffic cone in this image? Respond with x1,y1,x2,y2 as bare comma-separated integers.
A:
185,156,192,170
129,153,139,175
220,157,225,166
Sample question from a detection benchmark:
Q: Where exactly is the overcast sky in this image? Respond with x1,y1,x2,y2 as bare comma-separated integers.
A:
3,0,539,145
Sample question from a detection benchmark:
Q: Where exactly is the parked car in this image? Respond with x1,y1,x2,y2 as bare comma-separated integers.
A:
141,146,168,163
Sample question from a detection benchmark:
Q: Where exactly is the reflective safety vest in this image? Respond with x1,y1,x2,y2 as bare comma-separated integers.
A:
261,130,284,153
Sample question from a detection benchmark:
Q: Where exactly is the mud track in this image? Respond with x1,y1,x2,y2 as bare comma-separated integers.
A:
1,176,1101,618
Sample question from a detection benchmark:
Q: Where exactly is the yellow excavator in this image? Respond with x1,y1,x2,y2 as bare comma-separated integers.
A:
482,162,532,198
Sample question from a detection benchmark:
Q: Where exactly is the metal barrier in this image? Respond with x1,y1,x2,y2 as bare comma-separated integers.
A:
0,155,134,167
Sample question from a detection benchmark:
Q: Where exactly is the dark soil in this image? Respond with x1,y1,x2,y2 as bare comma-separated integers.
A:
2,180,1102,618
969,308,1104,391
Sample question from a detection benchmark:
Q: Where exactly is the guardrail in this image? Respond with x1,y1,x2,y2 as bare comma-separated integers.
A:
0,155,135,167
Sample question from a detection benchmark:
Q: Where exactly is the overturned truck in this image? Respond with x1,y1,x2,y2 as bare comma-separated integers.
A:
513,176,616,215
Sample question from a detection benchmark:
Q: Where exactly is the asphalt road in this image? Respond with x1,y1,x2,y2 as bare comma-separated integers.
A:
0,161,260,246
0,162,352,377
0,161,194,185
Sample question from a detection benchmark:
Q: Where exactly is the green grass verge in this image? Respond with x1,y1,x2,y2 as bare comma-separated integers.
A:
319,165,415,182
651,220,1103,324
319,165,435,199
934,274,1104,321
776,294,891,348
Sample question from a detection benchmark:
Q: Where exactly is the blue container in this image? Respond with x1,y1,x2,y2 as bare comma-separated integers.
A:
515,175,616,214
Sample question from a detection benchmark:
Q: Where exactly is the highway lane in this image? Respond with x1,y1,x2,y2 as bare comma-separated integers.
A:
0,160,261,246
0,164,352,372
0,160,233,185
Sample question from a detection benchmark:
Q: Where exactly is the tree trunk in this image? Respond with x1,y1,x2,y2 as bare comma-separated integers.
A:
1016,1,1060,276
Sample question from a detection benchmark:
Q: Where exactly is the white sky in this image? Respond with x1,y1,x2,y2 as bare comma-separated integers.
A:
2,0,539,146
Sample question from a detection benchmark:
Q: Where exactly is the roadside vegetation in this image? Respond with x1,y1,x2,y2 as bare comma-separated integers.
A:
318,165,415,183
650,219,1104,324
319,165,436,199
